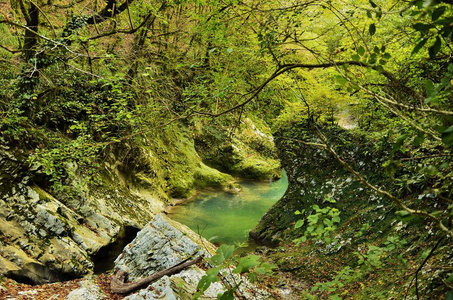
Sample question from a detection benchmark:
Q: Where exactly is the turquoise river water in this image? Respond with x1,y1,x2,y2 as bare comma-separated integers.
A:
169,172,288,246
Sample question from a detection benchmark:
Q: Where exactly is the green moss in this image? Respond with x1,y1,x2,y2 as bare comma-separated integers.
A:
194,163,235,189
232,155,281,180
194,118,281,181
127,122,239,198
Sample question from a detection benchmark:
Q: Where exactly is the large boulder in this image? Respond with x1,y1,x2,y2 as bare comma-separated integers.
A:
114,214,222,299
114,214,270,300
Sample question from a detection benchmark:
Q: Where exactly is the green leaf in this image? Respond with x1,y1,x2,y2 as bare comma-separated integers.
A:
445,291,453,300
324,219,332,227
307,215,319,224
413,23,434,32
413,134,425,146
432,6,446,21
369,0,377,8
395,210,411,217
334,75,348,87
295,219,305,228
425,79,435,97
441,126,453,148
197,267,220,293
211,244,235,265
325,197,336,204
219,244,235,260
369,23,376,36
429,36,442,58
218,289,236,300
392,134,408,153
233,255,260,273
351,54,360,61
412,38,428,55
358,46,365,56
255,262,276,275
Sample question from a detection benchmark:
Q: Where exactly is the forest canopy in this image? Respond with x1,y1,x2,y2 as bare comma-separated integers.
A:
0,0,452,297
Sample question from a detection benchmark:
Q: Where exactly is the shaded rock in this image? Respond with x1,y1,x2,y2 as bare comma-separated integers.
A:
250,122,387,245
0,146,163,284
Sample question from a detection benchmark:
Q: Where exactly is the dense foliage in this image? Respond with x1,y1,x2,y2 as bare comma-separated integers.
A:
0,0,452,298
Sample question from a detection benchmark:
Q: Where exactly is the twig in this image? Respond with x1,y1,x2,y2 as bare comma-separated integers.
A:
314,126,453,238
403,238,443,300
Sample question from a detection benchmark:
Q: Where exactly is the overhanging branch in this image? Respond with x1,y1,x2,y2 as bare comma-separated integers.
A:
314,126,452,238
194,60,447,118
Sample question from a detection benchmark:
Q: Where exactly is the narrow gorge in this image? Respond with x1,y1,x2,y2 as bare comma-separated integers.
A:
1,0,452,299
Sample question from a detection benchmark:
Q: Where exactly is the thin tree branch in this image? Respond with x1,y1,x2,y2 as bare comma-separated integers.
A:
403,238,443,300
193,60,446,118
86,12,155,41
29,0,57,38
314,126,452,238
0,44,23,53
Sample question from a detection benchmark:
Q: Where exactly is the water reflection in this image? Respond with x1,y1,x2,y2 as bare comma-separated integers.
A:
168,171,288,245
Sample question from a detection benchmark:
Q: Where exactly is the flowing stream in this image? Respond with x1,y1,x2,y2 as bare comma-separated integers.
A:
168,171,288,246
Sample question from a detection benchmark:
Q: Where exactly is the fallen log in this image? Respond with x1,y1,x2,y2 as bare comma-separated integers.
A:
110,255,203,294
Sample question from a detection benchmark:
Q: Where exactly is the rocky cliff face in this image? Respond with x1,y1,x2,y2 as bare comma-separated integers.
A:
0,119,279,285
0,145,149,284
250,121,390,244
1,214,271,299
249,121,452,298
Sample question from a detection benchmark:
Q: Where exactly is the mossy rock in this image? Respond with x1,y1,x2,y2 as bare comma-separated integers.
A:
194,118,281,181
232,156,281,180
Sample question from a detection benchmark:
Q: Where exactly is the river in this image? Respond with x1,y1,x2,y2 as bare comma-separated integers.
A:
168,171,288,246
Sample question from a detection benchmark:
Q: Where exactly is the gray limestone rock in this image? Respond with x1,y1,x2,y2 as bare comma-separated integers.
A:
114,214,226,299
114,214,206,282
114,214,270,299
123,276,178,300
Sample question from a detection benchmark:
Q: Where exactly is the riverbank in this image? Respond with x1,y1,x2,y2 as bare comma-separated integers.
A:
168,172,288,245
